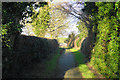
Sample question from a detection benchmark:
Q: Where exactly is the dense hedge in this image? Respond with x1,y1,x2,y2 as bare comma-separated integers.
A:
3,35,59,78
86,2,120,78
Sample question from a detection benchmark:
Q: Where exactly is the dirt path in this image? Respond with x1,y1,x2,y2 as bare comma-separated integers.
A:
55,51,82,78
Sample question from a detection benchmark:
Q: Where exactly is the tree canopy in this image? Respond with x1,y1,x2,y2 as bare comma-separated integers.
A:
31,2,50,37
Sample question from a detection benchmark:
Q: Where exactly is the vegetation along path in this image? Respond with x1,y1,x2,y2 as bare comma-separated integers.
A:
19,48,104,78
55,48,104,78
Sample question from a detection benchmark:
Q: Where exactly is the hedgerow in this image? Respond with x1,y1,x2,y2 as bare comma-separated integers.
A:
89,2,120,78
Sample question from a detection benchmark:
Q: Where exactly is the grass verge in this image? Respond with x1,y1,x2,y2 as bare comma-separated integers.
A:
70,48,85,64
45,53,60,72
43,48,62,78
70,48,96,78
79,64,95,78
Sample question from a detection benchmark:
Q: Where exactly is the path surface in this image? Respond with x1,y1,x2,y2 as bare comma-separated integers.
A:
55,51,82,78
19,49,82,78
19,49,101,78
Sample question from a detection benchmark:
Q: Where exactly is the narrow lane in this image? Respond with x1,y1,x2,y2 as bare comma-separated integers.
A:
55,50,82,78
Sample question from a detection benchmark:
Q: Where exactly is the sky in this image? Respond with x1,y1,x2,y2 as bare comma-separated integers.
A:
60,16,80,38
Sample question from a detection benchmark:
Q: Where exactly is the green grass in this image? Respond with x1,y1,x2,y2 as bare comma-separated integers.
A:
79,64,95,78
70,48,96,78
57,37,67,43
70,48,85,64
45,53,60,71
39,48,61,77
45,48,62,72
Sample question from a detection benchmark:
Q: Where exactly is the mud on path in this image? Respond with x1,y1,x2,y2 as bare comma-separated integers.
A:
54,51,82,78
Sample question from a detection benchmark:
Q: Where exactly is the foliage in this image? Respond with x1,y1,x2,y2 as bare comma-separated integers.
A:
75,2,119,78
79,64,95,78
2,2,58,78
2,2,34,78
2,2,33,48
31,2,69,38
31,2,50,37
86,2,120,78
3,35,59,78
77,21,88,36
74,22,87,48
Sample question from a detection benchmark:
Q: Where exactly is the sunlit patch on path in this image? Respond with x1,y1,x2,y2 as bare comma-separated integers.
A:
64,67,82,78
